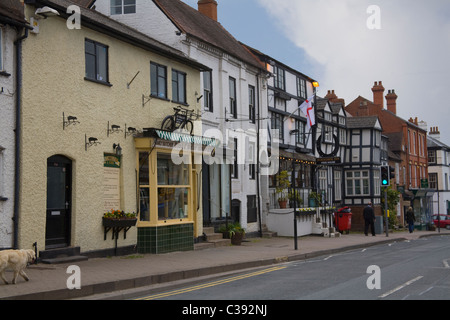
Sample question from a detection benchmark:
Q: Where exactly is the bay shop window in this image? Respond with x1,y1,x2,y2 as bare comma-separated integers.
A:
138,149,193,225
134,130,217,254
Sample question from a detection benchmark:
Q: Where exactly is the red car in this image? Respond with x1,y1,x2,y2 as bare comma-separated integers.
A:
432,215,450,229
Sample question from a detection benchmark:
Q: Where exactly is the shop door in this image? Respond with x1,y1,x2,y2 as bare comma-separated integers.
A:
46,155,72,248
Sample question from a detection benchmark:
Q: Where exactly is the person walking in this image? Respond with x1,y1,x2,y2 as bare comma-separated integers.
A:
406,207,415,233
363,202,376,236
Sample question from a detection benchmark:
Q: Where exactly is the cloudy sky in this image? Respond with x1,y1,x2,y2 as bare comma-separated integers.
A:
184,0,450,142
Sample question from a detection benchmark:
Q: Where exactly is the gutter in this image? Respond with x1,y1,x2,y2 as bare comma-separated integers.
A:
13,28,30,249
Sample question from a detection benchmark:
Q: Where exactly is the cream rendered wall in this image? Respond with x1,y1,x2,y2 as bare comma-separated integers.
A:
0,25,17,248
19,10,201,252
94,0,268,234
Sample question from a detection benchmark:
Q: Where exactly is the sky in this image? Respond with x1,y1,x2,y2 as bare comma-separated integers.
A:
183,0,450,144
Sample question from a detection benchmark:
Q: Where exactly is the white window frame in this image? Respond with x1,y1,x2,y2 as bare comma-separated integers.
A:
334,170,342,201
346,170,370,196
110,0,136,15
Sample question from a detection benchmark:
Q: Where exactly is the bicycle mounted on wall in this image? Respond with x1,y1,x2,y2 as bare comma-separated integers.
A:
161,106,200,135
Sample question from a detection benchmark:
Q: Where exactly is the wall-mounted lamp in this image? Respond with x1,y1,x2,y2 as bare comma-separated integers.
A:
107,121,122,137
63,112,80,130
113,143,122,156
124,125,141,138
35,6,60,18
312,81,320,88
85,134,101,151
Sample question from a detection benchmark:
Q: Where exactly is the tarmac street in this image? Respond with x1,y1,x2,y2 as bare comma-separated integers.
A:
0,230,449,300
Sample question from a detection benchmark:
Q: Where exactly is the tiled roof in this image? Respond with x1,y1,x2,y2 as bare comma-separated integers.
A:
66,0,95,8
346,116,380,129
153,0,265,70
0,0,28,26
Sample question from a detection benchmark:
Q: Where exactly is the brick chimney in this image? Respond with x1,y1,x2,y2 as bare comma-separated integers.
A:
198,0,218,21
325,90,337,101
372,81,385,109
385,89,398,115
325,90,345,106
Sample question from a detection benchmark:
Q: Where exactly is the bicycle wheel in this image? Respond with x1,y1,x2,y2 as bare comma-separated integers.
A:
161,116,175,132
184,120,194,135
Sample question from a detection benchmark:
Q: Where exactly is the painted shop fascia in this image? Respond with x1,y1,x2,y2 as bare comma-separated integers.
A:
18,0,209,256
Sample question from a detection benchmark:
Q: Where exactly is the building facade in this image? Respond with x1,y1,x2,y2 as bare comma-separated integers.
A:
345,81,431,226
93,0,269,236
427,127,450,216
18,0,207,255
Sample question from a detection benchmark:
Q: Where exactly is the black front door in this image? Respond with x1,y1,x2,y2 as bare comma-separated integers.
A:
46,155,72,248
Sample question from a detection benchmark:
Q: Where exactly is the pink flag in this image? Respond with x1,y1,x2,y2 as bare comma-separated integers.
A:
299,95,315,130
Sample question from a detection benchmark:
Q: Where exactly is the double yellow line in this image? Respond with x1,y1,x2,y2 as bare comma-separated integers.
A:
136,265,287,300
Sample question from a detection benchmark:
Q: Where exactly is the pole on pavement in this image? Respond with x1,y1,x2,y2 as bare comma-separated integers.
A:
384,187,389,237
292,158,298,250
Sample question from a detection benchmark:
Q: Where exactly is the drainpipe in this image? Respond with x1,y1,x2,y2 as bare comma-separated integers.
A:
13,28,29,249
256,73,262,237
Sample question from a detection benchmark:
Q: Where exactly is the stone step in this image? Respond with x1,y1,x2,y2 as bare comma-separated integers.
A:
38,246,88,264
40,255,88,265
208,238,231,247
206,233,224,241
262,231,278,238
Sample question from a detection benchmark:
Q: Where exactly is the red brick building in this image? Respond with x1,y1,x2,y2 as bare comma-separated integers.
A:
343,81,430,225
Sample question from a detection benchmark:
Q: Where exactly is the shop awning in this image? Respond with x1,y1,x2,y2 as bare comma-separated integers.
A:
411,188,435,198
142,128,219,147
278,150,316,163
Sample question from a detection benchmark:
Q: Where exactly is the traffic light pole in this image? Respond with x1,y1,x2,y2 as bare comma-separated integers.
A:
384,187,389,237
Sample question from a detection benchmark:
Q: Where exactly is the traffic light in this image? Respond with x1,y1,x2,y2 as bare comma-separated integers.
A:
389,166,395,180
381,165,390,186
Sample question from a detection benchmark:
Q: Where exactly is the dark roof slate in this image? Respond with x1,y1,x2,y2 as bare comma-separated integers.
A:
153,0,264,70
346,116,380,129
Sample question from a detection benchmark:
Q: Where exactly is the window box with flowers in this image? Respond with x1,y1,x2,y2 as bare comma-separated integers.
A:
102,210,137,240
298,208,316,216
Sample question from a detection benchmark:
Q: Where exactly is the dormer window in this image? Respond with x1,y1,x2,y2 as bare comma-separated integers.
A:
111,0,136,15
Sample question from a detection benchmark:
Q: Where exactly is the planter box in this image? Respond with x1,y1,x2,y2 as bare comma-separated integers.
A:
102,218,137,241
102,217,137,228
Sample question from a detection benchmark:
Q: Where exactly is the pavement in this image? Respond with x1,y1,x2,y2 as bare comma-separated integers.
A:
1,229,449,300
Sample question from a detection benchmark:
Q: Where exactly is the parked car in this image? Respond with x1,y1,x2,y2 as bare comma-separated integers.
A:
432,215,450,229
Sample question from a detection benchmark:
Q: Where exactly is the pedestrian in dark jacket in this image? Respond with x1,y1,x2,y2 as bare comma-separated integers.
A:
363,202,376,236
406,207,415,233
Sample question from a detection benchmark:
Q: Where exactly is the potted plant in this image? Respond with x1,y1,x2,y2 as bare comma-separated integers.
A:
308,191,322,207
276,170,291,208
219,222,246,245
227,222,245,246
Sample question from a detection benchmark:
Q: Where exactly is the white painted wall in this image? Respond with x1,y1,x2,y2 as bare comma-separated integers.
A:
0,25,17,248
